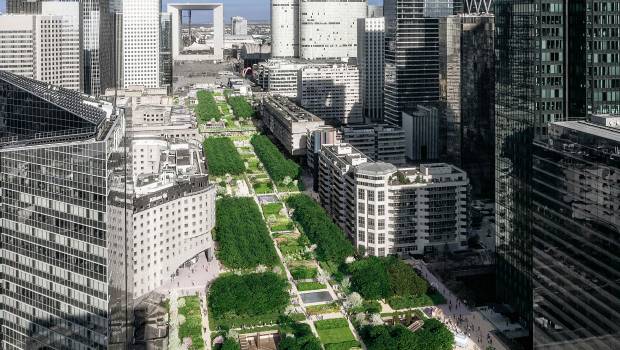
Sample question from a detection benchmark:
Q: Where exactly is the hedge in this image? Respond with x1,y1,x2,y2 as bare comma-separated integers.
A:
250,135,300,183
314,318,350,330
227,96,254,119
204,138,245,176
360,319,454,350
286,195,355,264
215,197,279,269
348,256,428,300
290,266,318,280
296,281,326,292
209,273,289,329
195,90,221,121
324,341,361,350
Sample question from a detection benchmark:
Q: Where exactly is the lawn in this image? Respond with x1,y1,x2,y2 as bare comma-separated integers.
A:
262,202,284,216
178,296,204,350
253,181,274,194
289,265,318,280
314,318,359,350
296,281,326,292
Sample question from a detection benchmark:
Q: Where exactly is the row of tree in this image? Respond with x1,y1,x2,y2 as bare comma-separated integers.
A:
348,256,428,300
286,194,355,264
359,319,454,350
227,96,254,119
251,135,300,183
204,137,245,176
215,197,279,269
195,90,222,122
208,272,289,325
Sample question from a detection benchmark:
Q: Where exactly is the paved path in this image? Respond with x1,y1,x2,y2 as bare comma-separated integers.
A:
408,259,509,350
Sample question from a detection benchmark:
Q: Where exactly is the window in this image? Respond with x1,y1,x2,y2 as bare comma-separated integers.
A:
358,202,365,214
367,204,374,215
378,219,385,230
358,188,365,199
368,191,375,201
378,205,385,216
368,233,375,244
378,233,385,244
358,231,365,242
358,216,365,228
378,191,384,201
368,218,375,230
378,247,385,256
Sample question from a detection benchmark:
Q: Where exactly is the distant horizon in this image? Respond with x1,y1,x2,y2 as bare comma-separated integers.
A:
0,1,384,21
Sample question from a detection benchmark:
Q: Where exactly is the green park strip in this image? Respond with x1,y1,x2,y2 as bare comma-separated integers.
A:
178,296,204,350
195,90,221,122
204,137,245,176
250,135,300,184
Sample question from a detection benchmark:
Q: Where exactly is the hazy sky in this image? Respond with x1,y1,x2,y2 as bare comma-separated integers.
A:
0,1,384,22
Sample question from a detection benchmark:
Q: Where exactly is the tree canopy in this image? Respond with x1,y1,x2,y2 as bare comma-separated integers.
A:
204,137,245,176
227,96,254,119
360,320,454,350
195,90,221,121
348,256,428,300
251,135,300,183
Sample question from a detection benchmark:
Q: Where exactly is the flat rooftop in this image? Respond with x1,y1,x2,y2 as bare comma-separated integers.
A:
265,95,323,123
552,120,620,143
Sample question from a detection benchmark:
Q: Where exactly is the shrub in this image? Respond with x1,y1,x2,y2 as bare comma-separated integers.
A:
306,303,340,315
251,135,300,183
360,319,454,350
215,197,279,269
227,96,254,119
324,341,361,350
349,256,428,300
209,273,289,328
290,266,318,280
286,195,355,264
296,281,325,291
204,138,245,176
195,90,221,121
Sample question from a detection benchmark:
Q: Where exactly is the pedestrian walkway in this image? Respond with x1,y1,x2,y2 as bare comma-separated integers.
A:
408,259,510,350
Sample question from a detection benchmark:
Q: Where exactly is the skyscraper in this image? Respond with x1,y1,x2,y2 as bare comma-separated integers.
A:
439,13,495,199
358,17,385,122
271,0,300,58
532,117,620,349
494,0,620,346
0,1,82,90
0,71,132,349
383,0,454,126
6,0,43,14
298,0,367,60
122,0,160,88
231,16,248,36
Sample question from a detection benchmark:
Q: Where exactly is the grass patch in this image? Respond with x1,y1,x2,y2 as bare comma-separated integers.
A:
296,281,326,291
290,265,318,280
314,318,358,349
262,202,284,216
253,181,274,194
178,296,204,350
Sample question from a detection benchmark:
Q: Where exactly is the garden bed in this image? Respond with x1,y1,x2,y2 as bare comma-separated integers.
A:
314,318,359,350
296,281,326,292
305,302,340,315
178,296,204,350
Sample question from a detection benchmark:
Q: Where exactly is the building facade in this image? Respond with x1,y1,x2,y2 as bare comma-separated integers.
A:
231,16,248,36
318,144,469,257
494,0,620,345
123,0,160,88
383,0,454,126
341,124,406,165
261,94,325,156
0,71,132,349
0,2,82,90
357,17,385,122
271,0,299,58
298,0,367,60
297,64,363,125
439,13,495,199
531,118,620,349
402,105,440,162
131,139,216,299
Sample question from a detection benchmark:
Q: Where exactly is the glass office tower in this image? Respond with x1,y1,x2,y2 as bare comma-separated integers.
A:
532,119,620,349
0,71,132,349
494,0,620,347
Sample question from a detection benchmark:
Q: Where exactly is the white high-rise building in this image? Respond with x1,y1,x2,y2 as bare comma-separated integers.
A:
0,1,81,90
319,143,469,257
297,64,363,124
271,0,299,58
231,16,248,35
123,0,160,88
357,17,385,122
299,0,367,60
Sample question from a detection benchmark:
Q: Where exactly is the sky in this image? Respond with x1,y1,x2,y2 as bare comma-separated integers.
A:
0,1,383,22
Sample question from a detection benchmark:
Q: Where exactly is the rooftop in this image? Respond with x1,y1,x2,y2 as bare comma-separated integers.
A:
265,95,323,123
552,120,620,143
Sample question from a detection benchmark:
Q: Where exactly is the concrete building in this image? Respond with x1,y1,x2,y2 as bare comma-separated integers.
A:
306,126,341,188
357,17,385,122
319,143,469,256
167,3,224,61
384,0,454,126
271,0,299,58
123,0,160,88
0,70,133,349
367,5,383,17
439,13,495,199
261,94,326,156
402,105,440,161
531,116,620,348
341,124,406,165
297,63,363,125
231,16,248,35
131,138,216,299
0,1,81,90
299,0,367,60
254,59,312,98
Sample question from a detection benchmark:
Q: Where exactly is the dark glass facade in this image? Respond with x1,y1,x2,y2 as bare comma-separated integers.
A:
532,121,620,349
6,0,42,14
0,72,132,349
494,0,620,347
383,0,455,126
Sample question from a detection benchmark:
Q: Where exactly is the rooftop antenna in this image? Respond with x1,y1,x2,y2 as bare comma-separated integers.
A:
465,0,493,14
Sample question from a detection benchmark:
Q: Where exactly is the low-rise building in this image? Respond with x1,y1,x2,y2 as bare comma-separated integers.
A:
319,143,469,257
131,138,216,299
261,94,325,156
341,124,406,165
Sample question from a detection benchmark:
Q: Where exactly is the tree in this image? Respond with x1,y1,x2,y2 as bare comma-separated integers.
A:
387,258,428,297
349,257,392,299
220,338,240,350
